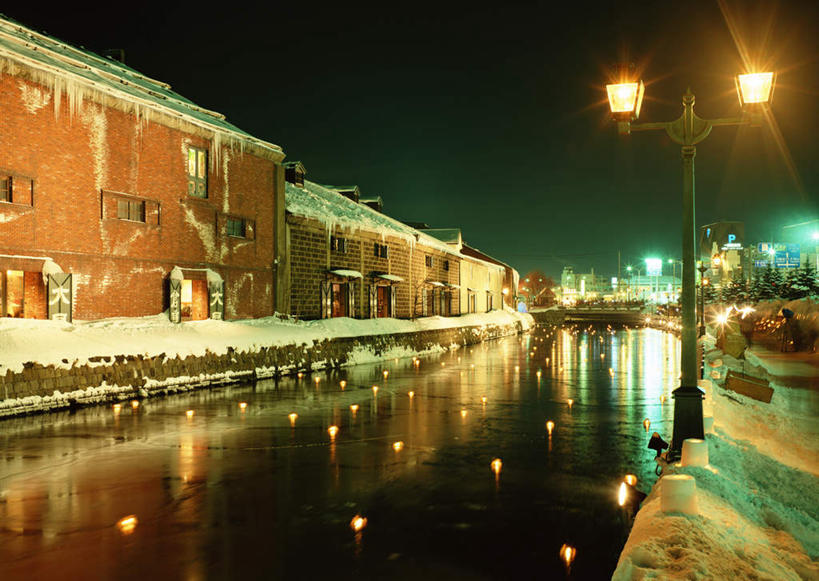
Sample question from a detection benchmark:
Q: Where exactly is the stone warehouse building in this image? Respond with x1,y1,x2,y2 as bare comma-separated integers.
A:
284,165,461,319
0,15,287,321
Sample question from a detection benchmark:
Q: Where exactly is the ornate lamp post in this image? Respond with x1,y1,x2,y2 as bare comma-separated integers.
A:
697,262,709,338
606,71,774,460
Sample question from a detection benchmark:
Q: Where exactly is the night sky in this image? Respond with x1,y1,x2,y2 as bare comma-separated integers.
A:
8,2,817,279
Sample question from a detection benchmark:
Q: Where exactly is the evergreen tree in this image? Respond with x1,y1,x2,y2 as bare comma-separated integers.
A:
721,271,748,304
758,265,782,300
785,262,819,299
749,268,765,303
701,280,718,304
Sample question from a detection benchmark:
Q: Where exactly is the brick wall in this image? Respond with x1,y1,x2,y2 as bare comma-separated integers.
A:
0,69,282,320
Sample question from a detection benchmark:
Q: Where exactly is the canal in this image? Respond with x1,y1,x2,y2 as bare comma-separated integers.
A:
0,325,679,579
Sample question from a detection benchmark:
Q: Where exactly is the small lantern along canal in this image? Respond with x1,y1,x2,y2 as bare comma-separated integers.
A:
0,324,678,579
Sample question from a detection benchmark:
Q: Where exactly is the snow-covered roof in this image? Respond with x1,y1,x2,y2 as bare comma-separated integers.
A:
425,228,462,245
328,269,362,279
374,273,404,282
0,14,282,158
285,181,459,255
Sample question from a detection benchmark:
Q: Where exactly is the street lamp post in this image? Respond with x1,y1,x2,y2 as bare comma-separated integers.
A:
606,72,774,460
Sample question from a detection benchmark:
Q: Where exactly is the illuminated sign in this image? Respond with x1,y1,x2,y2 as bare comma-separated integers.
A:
645,258,662,277
721,233,743,250
611,277,618,288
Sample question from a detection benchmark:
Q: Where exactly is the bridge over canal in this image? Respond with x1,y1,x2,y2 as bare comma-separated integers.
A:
530,306,649,326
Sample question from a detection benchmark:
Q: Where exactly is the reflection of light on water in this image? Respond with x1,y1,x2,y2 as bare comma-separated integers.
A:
350,404,359,414
491,458,502,475
116,515,138,535
460,409,467,418
297,372,303,379
408,391,414,399
392,441,404,452
350,515,367,532
289,413,298,426
314,376,320,385
238,402,247,411
567,398,573,409
560,544,577,570
383,370,389,379
660,394,666,404
546,420,554,436
643,418,651,431
112,404,121,415
536,370,542,379
340,380,347,389
481,396,487,405
372,385,379,395
618,482,627,506
186,410,194,420
130,400,139,410
327,425,339,439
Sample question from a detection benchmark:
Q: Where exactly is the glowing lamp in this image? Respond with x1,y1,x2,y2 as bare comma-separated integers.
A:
393,441,404,452
186,410,194,419
130,400,139,410
460,409,468,418
490,458,502,475
340,380,347,389
481,396,487,404
441,362,446,367
288,412,298,426
112,403,122,414
408,391,415,398
314,376,320,384
238,402,247,411
350,404,359,413
567,398,573,408
735,72,775,105
546,420,555,436
383,370,389,379
350,515,367,532
536,370,542,378
609,368,615,377
328,425,339,438
116,515,138,535
606,80,645,120
643,418,651,431
372,385,379,395
624,474,637,486
618,482,627,506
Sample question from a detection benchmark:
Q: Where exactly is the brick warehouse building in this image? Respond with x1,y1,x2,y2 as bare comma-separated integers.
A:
0,16,287,321
284,165,461,320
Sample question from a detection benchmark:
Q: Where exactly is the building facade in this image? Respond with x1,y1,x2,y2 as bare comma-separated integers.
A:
285,174,461,320
0,16,286,321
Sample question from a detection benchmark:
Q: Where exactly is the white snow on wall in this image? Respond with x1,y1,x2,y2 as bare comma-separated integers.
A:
182,205,216,261
18,80,51,113
0,212,22,224
80,103,108,193
221,149,231,215
227,273,251,319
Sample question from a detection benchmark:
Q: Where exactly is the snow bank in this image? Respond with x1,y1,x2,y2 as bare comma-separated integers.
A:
615,332,819,580
0,310,533,374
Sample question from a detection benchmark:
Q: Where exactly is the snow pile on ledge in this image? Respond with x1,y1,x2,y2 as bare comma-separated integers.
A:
0,310,533,374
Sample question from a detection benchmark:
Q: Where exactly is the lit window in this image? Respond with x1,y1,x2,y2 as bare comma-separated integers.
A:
187,147,208,198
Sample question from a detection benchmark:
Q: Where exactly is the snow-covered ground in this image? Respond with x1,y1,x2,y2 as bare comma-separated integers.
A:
0,309,533,375
614,332,819,580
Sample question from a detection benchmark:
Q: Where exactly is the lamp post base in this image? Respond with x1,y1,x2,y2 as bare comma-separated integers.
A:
669,385,705,461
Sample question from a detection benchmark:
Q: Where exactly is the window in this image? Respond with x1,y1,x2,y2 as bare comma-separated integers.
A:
117,198,146,222
443,260,449,271
331,236,347,253
187,147,208,198
226,217,246,238
0,177,11,202
425,255,433,268
374,243,388,258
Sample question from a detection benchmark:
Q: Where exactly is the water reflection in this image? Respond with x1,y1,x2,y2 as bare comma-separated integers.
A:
0,325,679,579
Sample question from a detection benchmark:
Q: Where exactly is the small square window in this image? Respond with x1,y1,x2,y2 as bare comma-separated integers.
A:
227,217,246,237
117,198,145,222
374,243,388,258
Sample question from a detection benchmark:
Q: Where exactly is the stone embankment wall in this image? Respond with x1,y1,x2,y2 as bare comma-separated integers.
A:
0,320,525,418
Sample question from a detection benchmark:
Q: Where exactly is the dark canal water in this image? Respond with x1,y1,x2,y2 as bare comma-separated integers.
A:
0,325,679,580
